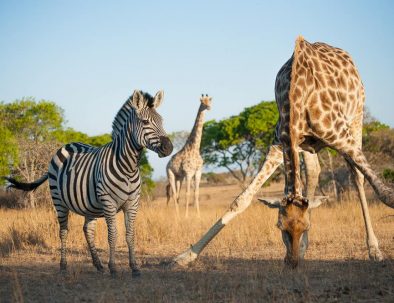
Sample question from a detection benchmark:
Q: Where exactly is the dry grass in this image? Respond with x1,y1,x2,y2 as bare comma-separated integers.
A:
0,183,393,302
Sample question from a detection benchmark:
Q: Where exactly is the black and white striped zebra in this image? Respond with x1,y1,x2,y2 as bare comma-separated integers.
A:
6,90,173,276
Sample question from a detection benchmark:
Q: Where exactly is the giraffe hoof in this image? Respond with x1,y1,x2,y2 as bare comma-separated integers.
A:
132,268,141,277
369,248,384,261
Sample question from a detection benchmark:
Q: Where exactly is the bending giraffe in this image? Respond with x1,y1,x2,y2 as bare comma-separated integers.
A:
172,37,394,268
166,94,212,217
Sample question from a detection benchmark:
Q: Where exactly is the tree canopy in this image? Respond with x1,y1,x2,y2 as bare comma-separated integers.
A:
0,98,155,202
201,101,278,184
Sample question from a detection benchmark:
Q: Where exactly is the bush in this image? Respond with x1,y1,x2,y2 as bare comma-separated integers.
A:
383,168,394,183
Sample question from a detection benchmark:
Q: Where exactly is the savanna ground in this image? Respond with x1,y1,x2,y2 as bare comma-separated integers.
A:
0,182,393,302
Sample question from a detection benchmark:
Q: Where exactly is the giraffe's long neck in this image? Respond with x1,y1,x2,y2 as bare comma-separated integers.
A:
184,104,206,152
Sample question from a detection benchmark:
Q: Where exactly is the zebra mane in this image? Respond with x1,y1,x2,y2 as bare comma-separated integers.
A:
111,91,155,139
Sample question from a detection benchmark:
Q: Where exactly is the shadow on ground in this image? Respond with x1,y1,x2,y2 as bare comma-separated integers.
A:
1,250,393,303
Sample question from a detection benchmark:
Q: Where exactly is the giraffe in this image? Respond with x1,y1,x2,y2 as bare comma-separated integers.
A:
171,36,394,268
166,94,212,217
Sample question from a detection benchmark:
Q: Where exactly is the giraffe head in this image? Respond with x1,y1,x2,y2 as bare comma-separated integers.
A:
130,90,173,158
259,195,326,268
200,94,212,110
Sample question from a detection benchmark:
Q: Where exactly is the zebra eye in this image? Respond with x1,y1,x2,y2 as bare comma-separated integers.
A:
142,119,150,125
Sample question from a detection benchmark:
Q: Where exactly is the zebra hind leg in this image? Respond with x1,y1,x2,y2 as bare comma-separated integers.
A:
83,216,104,272
56,205,69,272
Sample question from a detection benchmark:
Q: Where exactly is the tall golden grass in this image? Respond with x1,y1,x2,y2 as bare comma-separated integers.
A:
1,184,393,302
1,189,393,262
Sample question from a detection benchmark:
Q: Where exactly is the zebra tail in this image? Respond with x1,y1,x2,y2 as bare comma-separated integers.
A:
4,173,49,192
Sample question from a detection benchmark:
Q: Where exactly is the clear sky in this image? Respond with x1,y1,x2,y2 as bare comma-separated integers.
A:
1,1,393,178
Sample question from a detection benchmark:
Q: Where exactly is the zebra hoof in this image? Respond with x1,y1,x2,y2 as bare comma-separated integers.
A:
132,268,141,278
60,261,67,273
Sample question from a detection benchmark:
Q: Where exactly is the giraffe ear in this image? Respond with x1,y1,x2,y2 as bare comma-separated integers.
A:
258,197,282,208
152,90,164,109
131,90,147,112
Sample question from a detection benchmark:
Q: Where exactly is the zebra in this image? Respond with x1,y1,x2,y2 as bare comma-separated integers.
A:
6,90,173,276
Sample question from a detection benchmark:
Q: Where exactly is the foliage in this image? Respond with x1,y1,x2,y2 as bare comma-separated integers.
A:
168,130,190,151
363,128,394,158
1,98,155,206
201,101,278,184
0,97,64,141
0,124,18,180
382,168,394,183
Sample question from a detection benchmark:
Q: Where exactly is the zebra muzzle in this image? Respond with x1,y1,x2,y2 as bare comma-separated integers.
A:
158,136,173,157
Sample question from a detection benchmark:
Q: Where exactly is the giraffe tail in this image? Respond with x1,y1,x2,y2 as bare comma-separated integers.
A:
4,173,49,192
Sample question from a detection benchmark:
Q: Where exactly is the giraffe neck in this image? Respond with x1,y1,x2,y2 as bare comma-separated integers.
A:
184,104,206,152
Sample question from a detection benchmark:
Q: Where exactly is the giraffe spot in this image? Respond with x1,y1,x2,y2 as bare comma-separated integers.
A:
331,59,341,69
306,73,313,86
338,74,348,90
298,78,306,87
328,89,337,100
327,77,336,88
348,79,355,91
310,106,322,119
337,91,347,101
322,114,332,128
293,87,302,100
312,58,321,72
335,120,344,129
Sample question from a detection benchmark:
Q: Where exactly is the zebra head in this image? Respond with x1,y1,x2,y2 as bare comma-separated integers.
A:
130,90,173,158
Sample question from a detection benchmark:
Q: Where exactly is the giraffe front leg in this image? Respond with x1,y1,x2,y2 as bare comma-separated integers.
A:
194,169,202,218
185,175,192,218
123,198,141,277
104,205,118,276
83,216,104,272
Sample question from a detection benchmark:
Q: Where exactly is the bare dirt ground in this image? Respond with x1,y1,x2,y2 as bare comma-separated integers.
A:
0,182,393,302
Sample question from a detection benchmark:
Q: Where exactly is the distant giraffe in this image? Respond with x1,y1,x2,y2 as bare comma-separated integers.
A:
166,94,212,217
171,36,394,268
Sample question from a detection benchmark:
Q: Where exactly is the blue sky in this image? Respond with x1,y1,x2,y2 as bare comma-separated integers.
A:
1,1,393,178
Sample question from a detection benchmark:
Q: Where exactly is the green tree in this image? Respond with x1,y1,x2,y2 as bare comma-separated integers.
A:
0,97,64,142
0,124,18,180
201,101,278,184
1,98,155,205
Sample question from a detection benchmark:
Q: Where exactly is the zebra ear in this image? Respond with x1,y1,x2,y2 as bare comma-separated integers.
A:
152,90,164,109
131,90,146,112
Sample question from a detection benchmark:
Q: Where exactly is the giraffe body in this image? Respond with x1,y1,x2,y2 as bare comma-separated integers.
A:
166,95,212,217
172,37,393,268
271,36,393,267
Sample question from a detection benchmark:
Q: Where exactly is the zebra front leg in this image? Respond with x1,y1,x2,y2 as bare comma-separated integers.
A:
83,216,104,272
123,198,140,277
56,206,69,272
104,205,118,276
